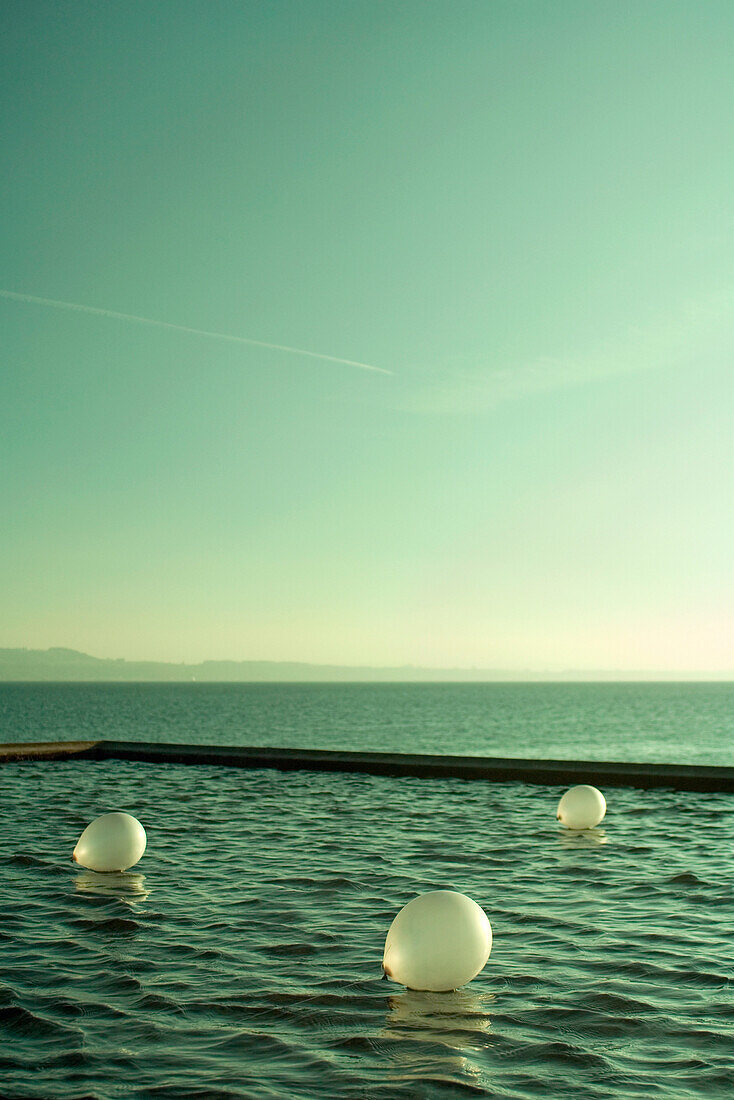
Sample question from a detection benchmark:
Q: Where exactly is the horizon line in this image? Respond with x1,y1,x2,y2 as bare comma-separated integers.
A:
1,647,733,678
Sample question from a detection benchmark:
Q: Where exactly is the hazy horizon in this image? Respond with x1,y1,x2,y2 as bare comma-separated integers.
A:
1,646,733,683
3,2,733,672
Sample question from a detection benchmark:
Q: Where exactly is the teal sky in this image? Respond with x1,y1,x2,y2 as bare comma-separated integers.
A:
2,0,734,672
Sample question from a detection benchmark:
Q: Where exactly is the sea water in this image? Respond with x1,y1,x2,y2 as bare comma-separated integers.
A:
2,680,734,763
2,683,734,1098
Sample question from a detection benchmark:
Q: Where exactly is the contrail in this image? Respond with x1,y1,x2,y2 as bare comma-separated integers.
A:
0,288,392,375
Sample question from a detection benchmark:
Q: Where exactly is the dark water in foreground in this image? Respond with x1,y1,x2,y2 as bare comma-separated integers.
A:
2,685,734,1098
2,680,734,763
3,760,734,1099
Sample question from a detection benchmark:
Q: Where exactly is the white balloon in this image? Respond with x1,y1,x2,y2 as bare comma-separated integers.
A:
72,812,147,872
556,785,606,830
383,890,492,992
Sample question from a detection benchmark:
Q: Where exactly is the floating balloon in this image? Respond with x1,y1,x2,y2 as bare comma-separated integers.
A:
556,785,606,830
72,812,147,872
382,890,492,992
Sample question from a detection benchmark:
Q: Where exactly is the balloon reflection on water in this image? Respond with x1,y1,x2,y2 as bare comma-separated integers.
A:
557,827,608,849
74,870,151,904
386,987,493,1036
379,987,494,1090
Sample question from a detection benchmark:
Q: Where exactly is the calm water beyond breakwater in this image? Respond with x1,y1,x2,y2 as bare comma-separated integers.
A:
3,680,734,763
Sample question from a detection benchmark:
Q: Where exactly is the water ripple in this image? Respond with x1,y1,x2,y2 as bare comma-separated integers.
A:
2,755,734,1098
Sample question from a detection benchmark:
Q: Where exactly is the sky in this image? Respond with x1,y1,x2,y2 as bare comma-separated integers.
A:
2,0,734,673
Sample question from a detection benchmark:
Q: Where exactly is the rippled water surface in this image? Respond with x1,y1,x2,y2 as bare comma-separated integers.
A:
3,681,734,763
2,757,734,1099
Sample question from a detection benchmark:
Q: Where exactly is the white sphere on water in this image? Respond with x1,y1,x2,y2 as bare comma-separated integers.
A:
557,785,606,830
72,812,147,872
382,890,492,992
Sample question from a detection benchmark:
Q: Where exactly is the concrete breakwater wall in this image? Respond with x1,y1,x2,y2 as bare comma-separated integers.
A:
2,739,734,792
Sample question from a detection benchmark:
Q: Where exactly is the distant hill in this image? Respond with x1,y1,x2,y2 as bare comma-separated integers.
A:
0,647,519,682
0,647,728,682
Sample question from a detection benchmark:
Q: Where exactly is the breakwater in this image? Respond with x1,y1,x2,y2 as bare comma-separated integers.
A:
2,739,734,791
